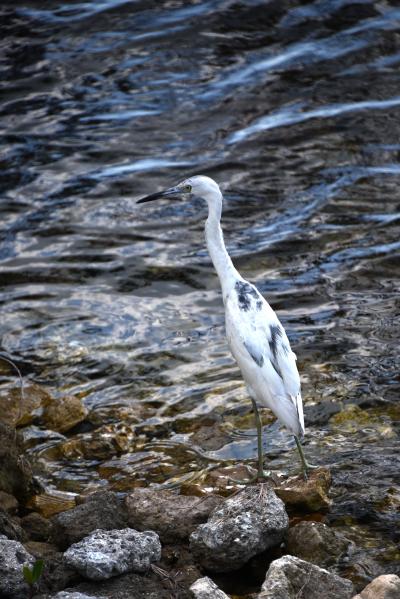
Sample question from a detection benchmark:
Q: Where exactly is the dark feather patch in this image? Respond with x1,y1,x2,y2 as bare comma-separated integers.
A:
244,342,264,367
269,324,282,360
235,281,259,312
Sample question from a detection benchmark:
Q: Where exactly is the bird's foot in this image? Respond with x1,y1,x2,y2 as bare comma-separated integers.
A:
301,462,319,481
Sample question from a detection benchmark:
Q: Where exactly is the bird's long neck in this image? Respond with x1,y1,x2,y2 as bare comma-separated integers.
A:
205,193,240,296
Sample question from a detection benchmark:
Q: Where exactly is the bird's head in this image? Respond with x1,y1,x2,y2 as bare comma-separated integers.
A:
137,175,222,205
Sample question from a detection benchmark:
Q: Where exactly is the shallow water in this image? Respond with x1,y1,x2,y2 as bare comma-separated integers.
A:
1,0,400,587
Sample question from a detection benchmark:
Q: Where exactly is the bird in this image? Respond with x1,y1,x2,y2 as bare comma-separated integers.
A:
137,175,314,480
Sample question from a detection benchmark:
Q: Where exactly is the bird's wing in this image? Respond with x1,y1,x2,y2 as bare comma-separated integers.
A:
225,281,304,434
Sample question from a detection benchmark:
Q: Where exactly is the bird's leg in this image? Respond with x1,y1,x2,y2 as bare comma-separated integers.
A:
250,398,274,481
294,435,318,480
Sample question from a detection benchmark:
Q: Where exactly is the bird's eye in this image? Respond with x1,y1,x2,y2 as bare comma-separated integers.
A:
183,184,192,192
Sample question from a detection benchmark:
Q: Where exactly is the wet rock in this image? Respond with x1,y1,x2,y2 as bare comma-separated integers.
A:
352,574,400,599
21,511,53,541
0,490,19,514
190,423,231,451
190,484,288,572
187,464,258,496
125,488,222,543
190,576,230,598
59,423,135,460
0,422,35,502
51,491,128,548
274,467,332,512
42,393,88,433
28,490,77,518
64,528,161,580
287,521,352,567
0,383,45,427
259,555,354,599
0,509,26,541
0,534,34,598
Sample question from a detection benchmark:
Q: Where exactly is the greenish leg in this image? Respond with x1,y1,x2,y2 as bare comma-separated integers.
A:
294,435,318,480
251,398,266,480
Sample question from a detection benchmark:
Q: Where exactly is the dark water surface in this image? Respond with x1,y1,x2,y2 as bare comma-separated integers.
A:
1,0,400,590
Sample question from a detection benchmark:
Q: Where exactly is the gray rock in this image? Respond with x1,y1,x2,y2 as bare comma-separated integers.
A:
53,593,105,599
353,574,400,599
0,534,34,598
190,576,230,598
126,489,222,543
63,528,161,581
21,511,53,542
52,491,128,548
190,485,288,572
60,572,173,599
259,555,354,599
287,521,352,567
0,509,27,541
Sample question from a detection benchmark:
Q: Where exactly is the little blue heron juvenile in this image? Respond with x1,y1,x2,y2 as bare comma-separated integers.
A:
137,175,314,480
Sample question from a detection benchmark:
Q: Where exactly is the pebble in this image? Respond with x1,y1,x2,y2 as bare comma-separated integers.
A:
190,576,230,598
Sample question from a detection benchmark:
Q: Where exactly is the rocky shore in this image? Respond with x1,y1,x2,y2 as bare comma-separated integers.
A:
0,383,399,598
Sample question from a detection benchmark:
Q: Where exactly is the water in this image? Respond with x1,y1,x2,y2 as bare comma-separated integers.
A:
1,0,399,586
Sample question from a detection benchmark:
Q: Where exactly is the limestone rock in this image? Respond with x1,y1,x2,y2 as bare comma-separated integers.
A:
63,528,161,580
190,576,230,598
0,423,35,502
0,534,34,598
190,484,288,572
259,555,354,599
126,488,222,543
51,491,128,548
353,574,400,599
287,521,352,567
274,467,332,512
53,592,105,598
0,383,45,427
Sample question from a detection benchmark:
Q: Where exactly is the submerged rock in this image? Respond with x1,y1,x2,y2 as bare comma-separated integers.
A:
352,574,400,599
28,491,77,519
0,383,45,427
259,555,354,599
125,488,222,543
52,593,105,599
52,491,128,548
63,528,161,581
274,467,332,512
190,576,230,598
287,521,352,567
190,484,288,572
0,534,34,598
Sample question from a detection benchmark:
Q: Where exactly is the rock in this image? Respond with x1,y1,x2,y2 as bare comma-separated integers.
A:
0,509,26,541
287,521,352,567
125,488,222,543
58,571,173,599
190,484,288,572
0,490,19,514
0,383,45,427
52,592,105,598
352,574,400,599
274,467,332,512
51,491,128,548
190,576,230,598
24,540,58,559
27,490,77,518
259,555,354,599
0,534,34,598
63,528,161,580
42,393,88,433
0,422,35,502
21,511,53,541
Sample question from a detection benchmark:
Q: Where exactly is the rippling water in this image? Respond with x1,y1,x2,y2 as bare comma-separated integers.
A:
1,0,400,582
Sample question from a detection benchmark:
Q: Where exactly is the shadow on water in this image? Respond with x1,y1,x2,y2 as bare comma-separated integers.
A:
1,0,400,591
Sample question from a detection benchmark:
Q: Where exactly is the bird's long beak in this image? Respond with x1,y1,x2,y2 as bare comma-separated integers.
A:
136,186,183,204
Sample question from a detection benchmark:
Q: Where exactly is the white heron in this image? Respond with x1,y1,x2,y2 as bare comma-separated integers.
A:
137,175,314,480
